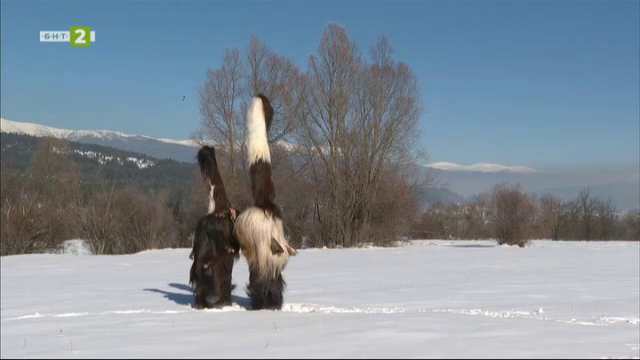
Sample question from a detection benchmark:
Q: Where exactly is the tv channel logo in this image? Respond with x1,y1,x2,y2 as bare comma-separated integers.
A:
40,27,96,47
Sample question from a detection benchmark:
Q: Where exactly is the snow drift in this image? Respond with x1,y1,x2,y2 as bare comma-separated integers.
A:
1,240,638,358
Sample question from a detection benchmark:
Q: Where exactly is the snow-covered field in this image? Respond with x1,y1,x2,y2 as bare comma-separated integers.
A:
1,240,639,358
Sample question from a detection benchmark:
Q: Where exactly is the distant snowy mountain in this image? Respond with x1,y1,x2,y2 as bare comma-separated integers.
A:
1,131,196,190
424,165,640,211
72,149,156,169
3,118,638,210
1,118,199,162
426,162,539,174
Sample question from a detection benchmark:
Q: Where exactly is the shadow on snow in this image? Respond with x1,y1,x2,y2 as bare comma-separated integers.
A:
143,282,252,309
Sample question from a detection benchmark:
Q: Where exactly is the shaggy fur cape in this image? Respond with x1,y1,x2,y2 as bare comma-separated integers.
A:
189,145,240,309
233,94,296,310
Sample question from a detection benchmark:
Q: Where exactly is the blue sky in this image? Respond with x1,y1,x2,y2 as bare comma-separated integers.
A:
1,0,639,168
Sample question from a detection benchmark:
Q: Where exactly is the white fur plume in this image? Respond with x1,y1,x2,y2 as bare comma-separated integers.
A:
207,185,215,214
246,96,271,165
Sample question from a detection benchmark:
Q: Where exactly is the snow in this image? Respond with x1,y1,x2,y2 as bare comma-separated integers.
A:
73,150,99,159
1,240,639,358
1,118,310,156
2,118,355,162
125,156,155,169
71,150,155,169
154,137,199,147
0,118,129,141
0,118,196,148
50,240,93,256
426,161,540,173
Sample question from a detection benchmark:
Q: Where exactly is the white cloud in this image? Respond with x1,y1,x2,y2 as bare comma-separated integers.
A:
426,162,540,174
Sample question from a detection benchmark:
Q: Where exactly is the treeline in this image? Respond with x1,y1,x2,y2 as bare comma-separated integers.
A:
2,136,637,256
0,133,415,256
410,183,640,246
0,137,210,256
1,132,194,190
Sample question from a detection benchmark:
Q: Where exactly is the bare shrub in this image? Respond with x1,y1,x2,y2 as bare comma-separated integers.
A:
72,182,125,255
0,173,63,255
538,194,564,240
621,209,640,241
1,137,81,255
594,196,617,240
116,188,179,252
489,183,537,247
409,192,490,241
577,187,598,241
411,184,636,243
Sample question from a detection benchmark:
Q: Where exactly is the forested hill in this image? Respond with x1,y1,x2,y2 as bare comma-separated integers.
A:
1,132,197,190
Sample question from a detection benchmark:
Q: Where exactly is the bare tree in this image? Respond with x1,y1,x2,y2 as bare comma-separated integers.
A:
410,184,635,243
10,26,413,252
198,49,244,177
409,192,490,241
195,28,424,248
621,209,640,240
489,183,537,247
244,35,307,145
577,187,598,240
196,35,307,178
461,193,491,239
560,199,581,240
299,24,424,247
594,196,617,240
539,194,564,240
410,202,450,240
